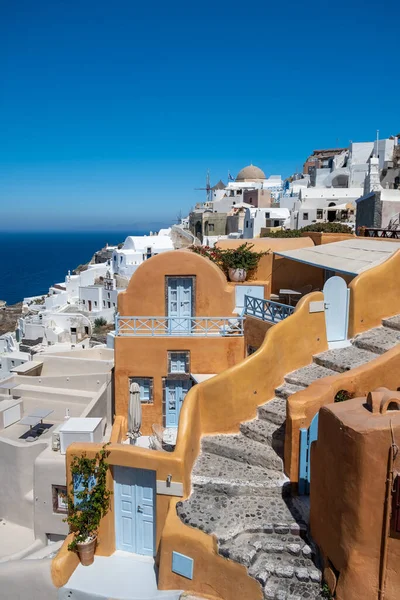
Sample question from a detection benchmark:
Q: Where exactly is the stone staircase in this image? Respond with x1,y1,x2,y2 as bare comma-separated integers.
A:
177,316,400,599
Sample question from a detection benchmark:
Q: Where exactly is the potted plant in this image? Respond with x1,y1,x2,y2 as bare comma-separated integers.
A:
219,243,268,282
64,444,112,566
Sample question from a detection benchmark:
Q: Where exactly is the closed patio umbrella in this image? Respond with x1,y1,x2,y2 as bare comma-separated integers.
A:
128,382,142,444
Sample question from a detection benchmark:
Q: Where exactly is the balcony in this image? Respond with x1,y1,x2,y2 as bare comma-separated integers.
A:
115,315,244,337
244,295,295,324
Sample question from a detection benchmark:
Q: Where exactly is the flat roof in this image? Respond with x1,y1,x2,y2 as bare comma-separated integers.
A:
275,239,400,276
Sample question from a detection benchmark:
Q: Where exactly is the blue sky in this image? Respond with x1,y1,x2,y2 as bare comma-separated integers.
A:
1,0,399,231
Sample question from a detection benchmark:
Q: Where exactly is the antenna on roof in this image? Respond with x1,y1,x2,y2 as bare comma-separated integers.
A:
375,130,380,158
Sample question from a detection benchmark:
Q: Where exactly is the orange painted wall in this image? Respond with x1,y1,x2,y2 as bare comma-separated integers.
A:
118,250,235,317
244,315,274,351
348,249,400,336
310,397,400,599
115,250,245,433
285,344,400,482
300,231,355,245
270,256,324,295
115,336,245,433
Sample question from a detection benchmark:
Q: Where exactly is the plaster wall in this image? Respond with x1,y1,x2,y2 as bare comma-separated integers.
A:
33,446,68,541
348,249,400,336
310,398,400,600
285,344,400,482
300,232,355,245
0,558,57,600
381,199,400,227
118,251,235,317
114,336,244,433
53,293,328,595
39,356,113,376
0,438,47,527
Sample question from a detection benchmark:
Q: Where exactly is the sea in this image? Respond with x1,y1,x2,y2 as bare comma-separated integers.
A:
0,230,148,305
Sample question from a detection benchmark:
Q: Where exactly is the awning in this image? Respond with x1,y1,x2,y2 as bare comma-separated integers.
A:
274,239,400,276
190,373,217,384
326,203,353,211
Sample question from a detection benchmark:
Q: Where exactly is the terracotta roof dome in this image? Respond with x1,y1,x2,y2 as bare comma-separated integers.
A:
236,164,266,182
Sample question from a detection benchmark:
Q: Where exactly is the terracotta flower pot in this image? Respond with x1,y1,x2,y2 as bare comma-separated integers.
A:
228,268,247,282
76,536,97,566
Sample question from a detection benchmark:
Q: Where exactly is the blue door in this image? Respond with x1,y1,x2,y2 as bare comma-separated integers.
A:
298,412,319,495
165,380,191,427
167,278,193,334
323,276,349,342
114,466,156,556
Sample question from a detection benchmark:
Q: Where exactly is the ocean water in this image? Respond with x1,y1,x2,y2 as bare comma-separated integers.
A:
0,231,147,305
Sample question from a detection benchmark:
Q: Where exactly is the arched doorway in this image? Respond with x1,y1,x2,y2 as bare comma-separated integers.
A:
328,202,336,222
323,276,349,342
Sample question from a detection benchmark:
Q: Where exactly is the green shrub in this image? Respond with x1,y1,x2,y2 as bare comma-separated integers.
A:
334,389,354,403
189,243,269,276
301,222,354,234
94,317,108,328
261,229,302,238
64,444,112,551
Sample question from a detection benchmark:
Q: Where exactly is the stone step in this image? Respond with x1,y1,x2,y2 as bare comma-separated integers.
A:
263,576,324,600
313,345,379,373
218,532,315,568
249,552,322,587
352,326,400,354
201,433,283,471
192,452,288,497
284,364,337,388
382,315,400,331
240,419,285,452
275,383,306,400
177,492,306,542
258,397,287,425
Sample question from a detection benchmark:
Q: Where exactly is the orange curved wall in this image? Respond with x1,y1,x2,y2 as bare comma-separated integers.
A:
348,249,400,337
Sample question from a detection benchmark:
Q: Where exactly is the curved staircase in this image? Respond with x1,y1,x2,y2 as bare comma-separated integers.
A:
177,315,400,599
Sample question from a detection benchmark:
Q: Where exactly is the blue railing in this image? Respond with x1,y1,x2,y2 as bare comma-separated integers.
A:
115,315,244,337
244,295,295,324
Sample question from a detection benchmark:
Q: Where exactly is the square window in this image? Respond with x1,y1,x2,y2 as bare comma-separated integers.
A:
129,377,154,404
168,351,189,374
52,485,68,514
303,213,309,221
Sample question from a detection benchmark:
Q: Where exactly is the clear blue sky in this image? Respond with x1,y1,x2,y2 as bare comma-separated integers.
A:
1,0,399,231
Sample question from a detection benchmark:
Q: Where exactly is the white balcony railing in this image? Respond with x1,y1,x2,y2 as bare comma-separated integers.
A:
115,315,244,337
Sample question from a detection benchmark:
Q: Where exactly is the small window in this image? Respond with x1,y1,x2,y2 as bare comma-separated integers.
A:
52,485,68,514
303,213,309,221
103,300,106,307
317,209,323,219
94,301,97,306
108,292,110,299
120,256,123,263
82,299,85,304
70,327,77,334
266,213,270,218
84,326,89,335
274,220,279,227
208,223,214,232
108,301,111,308
246,221,249,228
130,377,154,404
113,302,116,307
168,351,189,374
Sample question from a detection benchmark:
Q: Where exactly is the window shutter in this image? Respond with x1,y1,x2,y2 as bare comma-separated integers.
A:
149,378,154,402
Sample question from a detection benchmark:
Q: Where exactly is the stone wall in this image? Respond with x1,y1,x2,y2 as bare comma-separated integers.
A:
355,191,382,229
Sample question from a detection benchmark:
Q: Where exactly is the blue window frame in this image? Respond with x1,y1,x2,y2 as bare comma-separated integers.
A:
168,351,189,374
130,377,153,404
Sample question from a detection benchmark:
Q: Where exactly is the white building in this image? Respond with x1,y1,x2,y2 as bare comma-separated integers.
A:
289,187,360,230
243,207,290,238
112,232,174,279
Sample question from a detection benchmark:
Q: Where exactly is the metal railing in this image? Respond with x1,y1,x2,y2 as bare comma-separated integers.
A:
244,295,295,324
115,315,244,337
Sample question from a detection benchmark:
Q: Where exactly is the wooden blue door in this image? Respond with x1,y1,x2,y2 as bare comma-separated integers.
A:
298,412,319,495
165,380,191,427
167,278,193,334
114,466,156,556
323,276,349,342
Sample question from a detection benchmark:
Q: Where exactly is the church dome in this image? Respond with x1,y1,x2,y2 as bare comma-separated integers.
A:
236,164,266,182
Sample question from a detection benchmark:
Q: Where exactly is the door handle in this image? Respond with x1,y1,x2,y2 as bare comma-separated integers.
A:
137,506,143,513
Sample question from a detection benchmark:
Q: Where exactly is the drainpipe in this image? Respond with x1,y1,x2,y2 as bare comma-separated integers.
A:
378,422,398,600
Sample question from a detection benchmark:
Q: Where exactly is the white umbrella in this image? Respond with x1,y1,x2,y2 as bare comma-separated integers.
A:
128,382,142,444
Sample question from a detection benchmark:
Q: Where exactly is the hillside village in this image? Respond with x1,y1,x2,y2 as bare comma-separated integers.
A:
1,133,400,600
